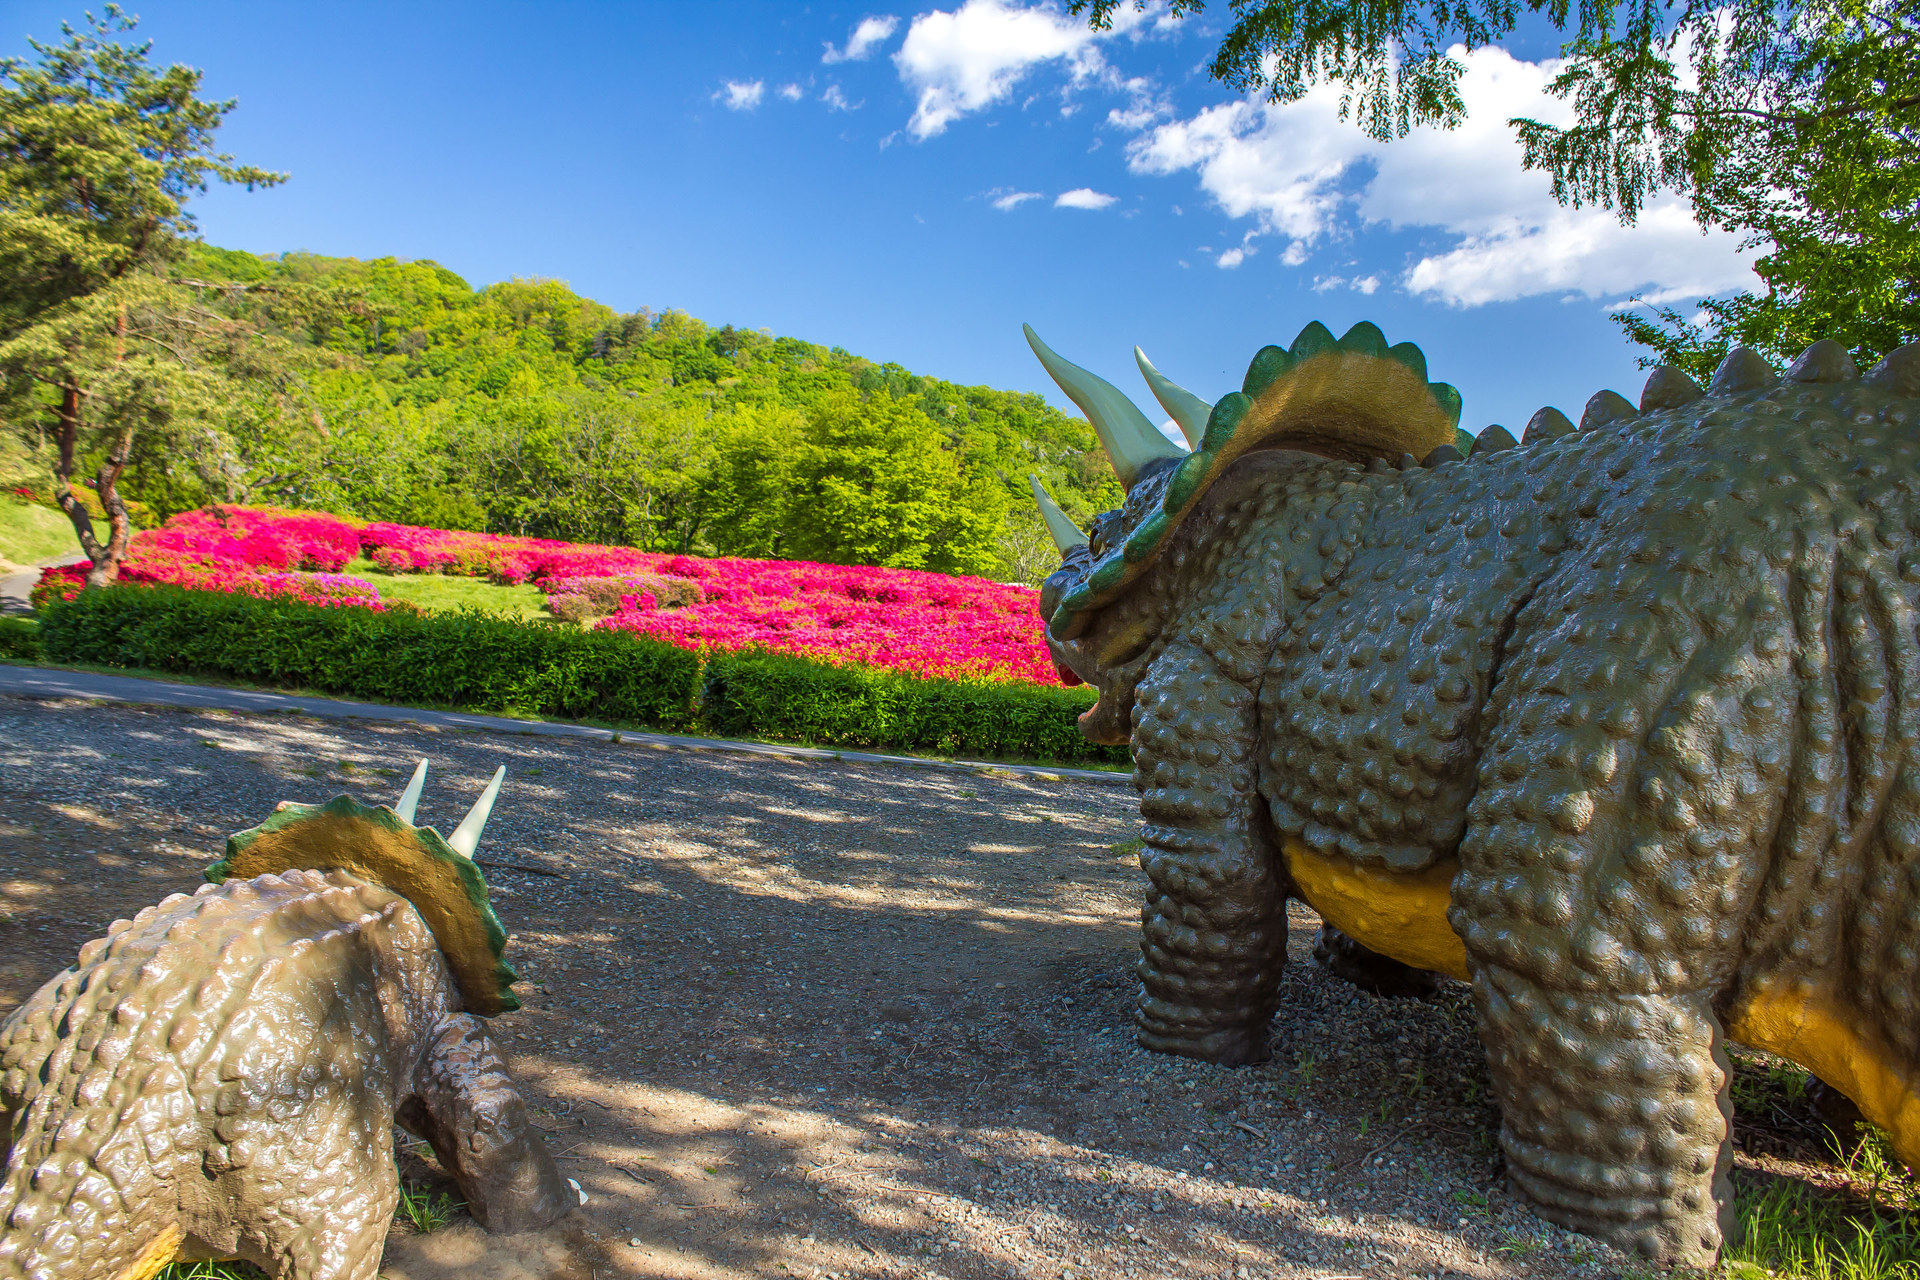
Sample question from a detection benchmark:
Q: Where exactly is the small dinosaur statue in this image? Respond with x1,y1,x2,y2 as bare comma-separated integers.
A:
1023,321,1920,1266
0,761,570,1280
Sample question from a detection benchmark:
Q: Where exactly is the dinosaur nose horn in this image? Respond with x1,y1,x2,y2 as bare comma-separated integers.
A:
1024,324,1185,488
1134,346,1211,449
1028,474,1089,554
448,766,505,858
393,759,429,823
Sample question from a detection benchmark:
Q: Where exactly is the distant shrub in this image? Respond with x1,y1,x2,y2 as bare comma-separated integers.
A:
701,649,1124,765
543,573,700,621
40,586,700,728
0,616,41,661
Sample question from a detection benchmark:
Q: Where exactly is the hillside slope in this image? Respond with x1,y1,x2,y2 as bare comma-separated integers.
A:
139,247,1117,580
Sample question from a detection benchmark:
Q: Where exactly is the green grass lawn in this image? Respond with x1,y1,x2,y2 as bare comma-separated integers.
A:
345,556,551,621
0,498,81,568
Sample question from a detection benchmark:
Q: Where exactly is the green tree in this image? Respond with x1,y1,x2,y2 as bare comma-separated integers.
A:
1078,0,1920,376
0,8,281,584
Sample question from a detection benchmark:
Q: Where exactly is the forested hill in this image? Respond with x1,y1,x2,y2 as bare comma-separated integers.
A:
146,246,1122,581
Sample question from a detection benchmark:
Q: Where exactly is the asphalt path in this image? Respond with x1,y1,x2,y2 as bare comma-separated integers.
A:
0,663,1131,786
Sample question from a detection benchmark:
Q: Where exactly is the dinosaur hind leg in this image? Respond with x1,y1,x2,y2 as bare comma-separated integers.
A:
1311,925,1442,998
1477,967,1735,1265
402,1014,571,1235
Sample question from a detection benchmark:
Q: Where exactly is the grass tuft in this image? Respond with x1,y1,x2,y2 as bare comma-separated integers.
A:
1723,1128,1920,1279
395,1174,465,1234
157,1262,267,1280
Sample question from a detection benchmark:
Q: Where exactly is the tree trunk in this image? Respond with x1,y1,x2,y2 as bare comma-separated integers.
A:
52,377,107,571
84,421,138,589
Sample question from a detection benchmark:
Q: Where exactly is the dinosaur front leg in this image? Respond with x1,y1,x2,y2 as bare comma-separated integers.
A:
1476,967,1735,1264
1131,646,1285,1066
402,1015,572,1234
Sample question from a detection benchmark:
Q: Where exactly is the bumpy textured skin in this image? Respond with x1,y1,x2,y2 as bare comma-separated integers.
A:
0,869,570,1280
1043,341,1920,1266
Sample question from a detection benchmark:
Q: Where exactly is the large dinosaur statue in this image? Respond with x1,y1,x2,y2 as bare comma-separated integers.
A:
1022,320,1920,1266
0,762,571,1280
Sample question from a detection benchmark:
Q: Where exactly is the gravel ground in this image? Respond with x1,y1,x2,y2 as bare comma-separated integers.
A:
3,693,1841,1280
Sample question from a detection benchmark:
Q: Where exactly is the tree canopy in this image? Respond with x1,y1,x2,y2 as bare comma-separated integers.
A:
0,7,285,584
1079,0,1920,378
51,245,1123,582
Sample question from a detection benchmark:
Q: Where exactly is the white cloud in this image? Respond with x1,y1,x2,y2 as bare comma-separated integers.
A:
1055,187,1117,209
717,80,765,111
822,84,858,111
778,82,805,101
1217,247,1249,269
991,189,1044,210
1120,45,1759,306
824,15,901,64
894,0,1109,139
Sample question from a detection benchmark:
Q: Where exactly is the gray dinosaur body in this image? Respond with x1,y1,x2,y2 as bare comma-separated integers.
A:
0,779,568,1280
1029,325,1920,1265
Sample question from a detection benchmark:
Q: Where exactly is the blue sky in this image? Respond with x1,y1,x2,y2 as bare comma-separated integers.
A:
5,1,1757,440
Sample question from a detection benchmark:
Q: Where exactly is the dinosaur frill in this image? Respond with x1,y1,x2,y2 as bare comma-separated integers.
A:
206,761,520,1015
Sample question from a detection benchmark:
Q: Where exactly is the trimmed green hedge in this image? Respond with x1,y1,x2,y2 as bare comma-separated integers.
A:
703,650,1123,764
34,586,1128,766
0,615,41,661
39,587,700,728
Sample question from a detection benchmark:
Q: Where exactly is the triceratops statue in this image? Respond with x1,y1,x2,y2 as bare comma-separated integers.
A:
1023,319,1920,1267
0,762,571,1280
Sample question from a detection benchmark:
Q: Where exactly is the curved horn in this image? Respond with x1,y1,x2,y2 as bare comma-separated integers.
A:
393,758,428,823
448,765,504,858
1024,324,1185,487
1134,346,1211,449
1027,474,1089,553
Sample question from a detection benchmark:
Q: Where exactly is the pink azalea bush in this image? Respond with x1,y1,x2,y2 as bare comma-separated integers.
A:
592,558,1057,684
31,506,381,610
33,561,382,610
33,506,1065,684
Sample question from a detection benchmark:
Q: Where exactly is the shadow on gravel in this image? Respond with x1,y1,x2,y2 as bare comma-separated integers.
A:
3,696,1656,1280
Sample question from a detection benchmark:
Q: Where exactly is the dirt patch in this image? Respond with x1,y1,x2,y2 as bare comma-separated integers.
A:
0,693,1856,1280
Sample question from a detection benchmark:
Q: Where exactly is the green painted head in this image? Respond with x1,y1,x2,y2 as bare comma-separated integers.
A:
207,760,521,1014
1024,321,1463,743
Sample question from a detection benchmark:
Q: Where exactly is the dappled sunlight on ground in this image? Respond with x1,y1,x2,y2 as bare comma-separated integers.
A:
6,694,1650,1280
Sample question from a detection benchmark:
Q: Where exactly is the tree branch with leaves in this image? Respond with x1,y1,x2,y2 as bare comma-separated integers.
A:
0,6,284,586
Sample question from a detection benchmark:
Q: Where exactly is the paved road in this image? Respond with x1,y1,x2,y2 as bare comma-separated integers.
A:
0,553,84,616
0,663,1130,785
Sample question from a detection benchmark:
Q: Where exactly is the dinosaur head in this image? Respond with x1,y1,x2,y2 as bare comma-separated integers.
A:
206,760,521,1014
1026,321,1464,743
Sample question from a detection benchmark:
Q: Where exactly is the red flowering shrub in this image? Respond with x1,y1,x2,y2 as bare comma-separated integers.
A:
30,505,1067,685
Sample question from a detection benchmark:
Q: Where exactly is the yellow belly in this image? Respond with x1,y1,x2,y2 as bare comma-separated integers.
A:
1728,988,1920,1170
115,1226,184,1280
1282,839,1469,981
1283,840,1920,1167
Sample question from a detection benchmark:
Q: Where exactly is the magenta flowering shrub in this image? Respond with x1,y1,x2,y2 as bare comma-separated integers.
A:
145,507,364,572
33,561,382,610
31,505,1068,685
592,558,1058,684
30,506,381,611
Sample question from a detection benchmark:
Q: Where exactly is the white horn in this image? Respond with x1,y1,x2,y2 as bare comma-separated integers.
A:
448,766,505,858
1134,346,1212,449
1028,474,1090,554
393,759,428,823
1024,324,1185,487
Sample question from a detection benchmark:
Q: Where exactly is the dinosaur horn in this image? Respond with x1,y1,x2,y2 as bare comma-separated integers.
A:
1134,347,1212,449
393,758,429,823
1028,474,1090,553
1024,324,1185,487
448,766,505,858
